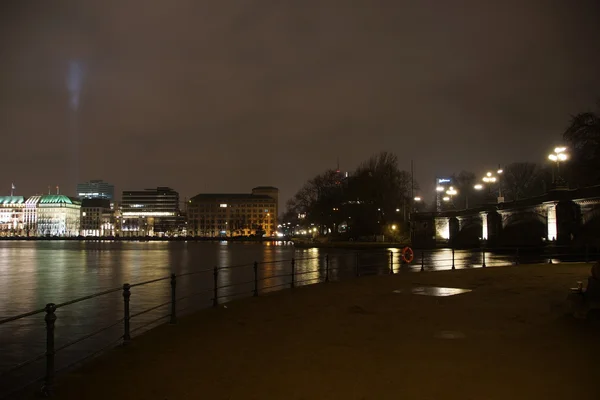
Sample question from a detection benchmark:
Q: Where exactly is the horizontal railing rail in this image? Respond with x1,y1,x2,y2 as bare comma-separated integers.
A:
0,246,597,398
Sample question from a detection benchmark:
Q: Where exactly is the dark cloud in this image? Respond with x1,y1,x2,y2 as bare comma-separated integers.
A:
1,0,600,204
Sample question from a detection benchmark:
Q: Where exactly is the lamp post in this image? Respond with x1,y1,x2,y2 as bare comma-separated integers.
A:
443,187,458,209
548,147,568,186
480,169,503,203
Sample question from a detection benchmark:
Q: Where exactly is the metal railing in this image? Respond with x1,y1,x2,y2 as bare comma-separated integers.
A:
0,245,595,398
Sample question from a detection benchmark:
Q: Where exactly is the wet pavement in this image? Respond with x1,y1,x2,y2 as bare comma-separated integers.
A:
33,262,599,400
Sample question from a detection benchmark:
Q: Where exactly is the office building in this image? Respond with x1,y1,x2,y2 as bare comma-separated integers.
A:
188,186,278,237
80,198,115,237
77,180,115,201
120,187,181,236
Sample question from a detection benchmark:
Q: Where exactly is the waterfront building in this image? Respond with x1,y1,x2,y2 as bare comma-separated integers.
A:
76,180,115,201
0,196,25,236
23,196,40,236
80,198,115,237
120,187,181,236
36,195,81,237
187,186,278,237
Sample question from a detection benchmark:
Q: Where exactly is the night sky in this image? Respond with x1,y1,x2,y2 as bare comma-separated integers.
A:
2,1,600,206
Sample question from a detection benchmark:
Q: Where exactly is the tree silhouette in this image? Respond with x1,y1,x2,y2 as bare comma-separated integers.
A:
503,162,541,201
563,101,600,186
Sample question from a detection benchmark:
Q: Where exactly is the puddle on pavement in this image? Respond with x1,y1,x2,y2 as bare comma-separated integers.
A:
435,330,466,339
392,286,472,297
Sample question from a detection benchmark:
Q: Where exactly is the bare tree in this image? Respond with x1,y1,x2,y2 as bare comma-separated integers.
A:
503,162,540,201
563,101,600,186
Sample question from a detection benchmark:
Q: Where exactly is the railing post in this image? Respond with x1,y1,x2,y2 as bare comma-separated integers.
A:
291,258,295,289
41,303,57,397
170,273,177,325
420,250,425,272
482,247,486,268
213,266,219,307
515,248,520,265
355,252,360,277
253,261,259,297
451,248,455,270
389,251,394,274
123,284,131,344
325,255,329,283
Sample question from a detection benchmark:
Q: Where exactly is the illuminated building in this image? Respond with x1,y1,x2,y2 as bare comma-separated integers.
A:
80,198,115,237
23,196,40,236
187,187,278,237
120,187,181,236
435,177,452,212
77,179,115,201
0,196,25,236
36,195,81,237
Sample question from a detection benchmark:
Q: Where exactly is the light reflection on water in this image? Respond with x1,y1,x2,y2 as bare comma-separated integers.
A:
0,241,519,394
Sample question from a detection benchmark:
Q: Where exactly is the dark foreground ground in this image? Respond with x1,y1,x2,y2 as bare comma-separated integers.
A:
36,263,599,399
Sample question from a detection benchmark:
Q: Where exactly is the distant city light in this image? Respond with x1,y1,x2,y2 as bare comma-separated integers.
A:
414,196,422,202
436,186,444,192
474,184,483,190
443,196,450,202
219,204,227,208
391,225,397,230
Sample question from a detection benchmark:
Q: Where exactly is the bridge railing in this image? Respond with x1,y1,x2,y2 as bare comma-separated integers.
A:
0,245,597,398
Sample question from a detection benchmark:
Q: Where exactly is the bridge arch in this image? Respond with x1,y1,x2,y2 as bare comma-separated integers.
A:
501,211,547,246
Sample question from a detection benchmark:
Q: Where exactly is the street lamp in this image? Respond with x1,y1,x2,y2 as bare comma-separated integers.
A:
548,146,568,184
474,184,483,190
481,170,503,203
482,172,497,183
414,196,422,202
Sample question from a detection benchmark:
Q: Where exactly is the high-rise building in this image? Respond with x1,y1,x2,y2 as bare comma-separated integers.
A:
76,180,115,201
120,187,182,236
187,186,278,237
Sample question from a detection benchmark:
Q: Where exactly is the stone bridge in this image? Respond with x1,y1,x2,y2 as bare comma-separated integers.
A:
411,186,600,248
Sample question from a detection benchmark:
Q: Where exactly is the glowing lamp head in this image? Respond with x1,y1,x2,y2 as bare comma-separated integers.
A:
436,186,444,192
548,154,558,161
554,147,566,154
391,225,397,230
474,184,483,190
558,153,568,161
497,169,503,174
486,172,492,177
414,196,422,202
443,196,450,202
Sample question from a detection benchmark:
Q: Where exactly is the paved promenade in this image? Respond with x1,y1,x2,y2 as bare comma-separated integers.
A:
49,264,598,400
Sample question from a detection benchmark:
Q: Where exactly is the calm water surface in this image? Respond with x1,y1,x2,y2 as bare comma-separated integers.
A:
0,241,516,395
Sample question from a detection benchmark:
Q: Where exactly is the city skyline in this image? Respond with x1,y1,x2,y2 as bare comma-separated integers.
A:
1,1,600,204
